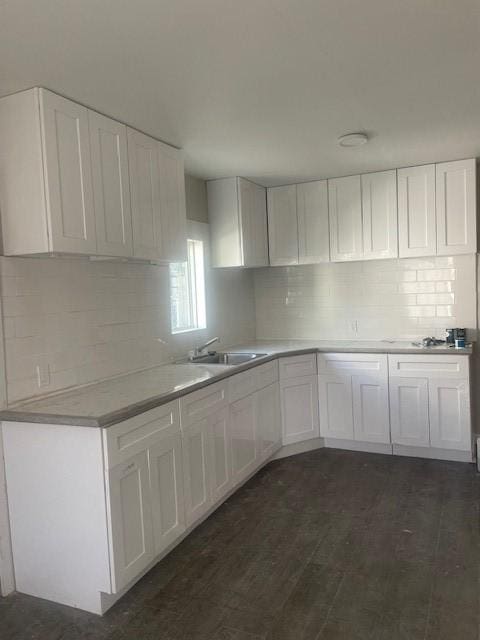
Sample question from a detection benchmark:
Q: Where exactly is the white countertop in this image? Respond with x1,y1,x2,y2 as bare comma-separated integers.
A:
0,339,471,428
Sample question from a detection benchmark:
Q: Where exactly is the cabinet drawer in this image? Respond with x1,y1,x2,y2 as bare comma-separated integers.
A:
229,368,257,403
279,354,317,379
229,360,279,402
317,353,388,379
104,401,180,468
388,354,469,379
256,360,279,389
180,381,228,427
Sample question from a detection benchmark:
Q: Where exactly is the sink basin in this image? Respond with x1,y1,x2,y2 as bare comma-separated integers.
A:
189,352,267,365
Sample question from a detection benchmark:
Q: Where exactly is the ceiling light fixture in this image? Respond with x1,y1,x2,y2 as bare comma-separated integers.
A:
338,132,369,148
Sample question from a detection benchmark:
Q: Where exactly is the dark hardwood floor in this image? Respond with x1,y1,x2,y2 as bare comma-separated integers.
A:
1,448,479,639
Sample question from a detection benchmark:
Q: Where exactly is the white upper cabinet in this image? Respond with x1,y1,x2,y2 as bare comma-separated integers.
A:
127,128,162,260
239,178,269,267
0,88,97,255
328,175,363,261
267,185,299,266
436,159,476,255
0,88,186,261
397,164,436,258
297,180,330,264
361,170,398,260
207,177,268,268
157,141,187,263
40,90,97,254
88,111,133,257
128,130,187,263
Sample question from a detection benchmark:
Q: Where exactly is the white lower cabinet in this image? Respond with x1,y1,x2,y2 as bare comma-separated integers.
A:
230,393,258,483
182,418,213,527
280,376,320,445
318,353,390,445
388,355,471,453
209,407,233,502
257,382,281,461
148,430,185,556
352,374,390,444
428,378,471,451
107,451,154,592
389,377,430,447
318,374,354,440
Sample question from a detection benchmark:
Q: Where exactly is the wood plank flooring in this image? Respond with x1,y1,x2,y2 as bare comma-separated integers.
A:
1,448,479,639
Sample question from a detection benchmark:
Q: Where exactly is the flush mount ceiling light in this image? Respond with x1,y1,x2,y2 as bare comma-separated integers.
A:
338,132,369,147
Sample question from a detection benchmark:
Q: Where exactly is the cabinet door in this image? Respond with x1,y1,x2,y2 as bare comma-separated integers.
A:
239,178,269,267
256,382,281,462
148,431,185,556
398,165,436,258
436,159,476,255
107,451,154,592
297,180,330,264
230,394,257,484
209,407,233,502
280,375,319,445
267,185,298,266
362,170,398,260
428,378,471,451
389,377,430,447
318,375,354,440
89,111,133,257
39,89,96,254
127,128,161,260
182,419,212,526
157,141,187,262
328,175,363,261
352,374,390,444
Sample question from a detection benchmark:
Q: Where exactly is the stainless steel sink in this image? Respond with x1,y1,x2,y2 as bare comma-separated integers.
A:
188,352,267,365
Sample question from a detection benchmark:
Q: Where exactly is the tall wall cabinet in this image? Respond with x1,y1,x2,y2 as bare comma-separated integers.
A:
0,88,187,261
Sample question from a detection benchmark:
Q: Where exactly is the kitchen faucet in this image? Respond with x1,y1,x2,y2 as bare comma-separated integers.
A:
190,336,219,359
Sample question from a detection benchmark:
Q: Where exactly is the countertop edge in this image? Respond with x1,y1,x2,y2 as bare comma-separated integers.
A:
0,345,472,428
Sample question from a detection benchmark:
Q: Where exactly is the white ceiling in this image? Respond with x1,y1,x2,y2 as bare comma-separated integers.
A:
1,0,480,186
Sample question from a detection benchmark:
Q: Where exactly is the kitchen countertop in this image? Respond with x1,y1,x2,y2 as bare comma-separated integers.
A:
0,339,472,428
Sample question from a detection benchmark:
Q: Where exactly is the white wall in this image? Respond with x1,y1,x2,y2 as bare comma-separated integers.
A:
254,255,477,342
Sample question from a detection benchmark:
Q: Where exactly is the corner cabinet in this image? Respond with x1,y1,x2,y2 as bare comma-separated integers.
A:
0,87,186,261
207,177,268,268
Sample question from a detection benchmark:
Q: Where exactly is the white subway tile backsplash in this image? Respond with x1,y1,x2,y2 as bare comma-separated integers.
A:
254,255,476,342
0,233,256,404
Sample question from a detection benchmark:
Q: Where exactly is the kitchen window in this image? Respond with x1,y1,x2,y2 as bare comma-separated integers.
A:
170,239,206,334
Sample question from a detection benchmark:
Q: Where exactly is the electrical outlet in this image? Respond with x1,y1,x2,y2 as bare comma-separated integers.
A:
36,363,51,388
